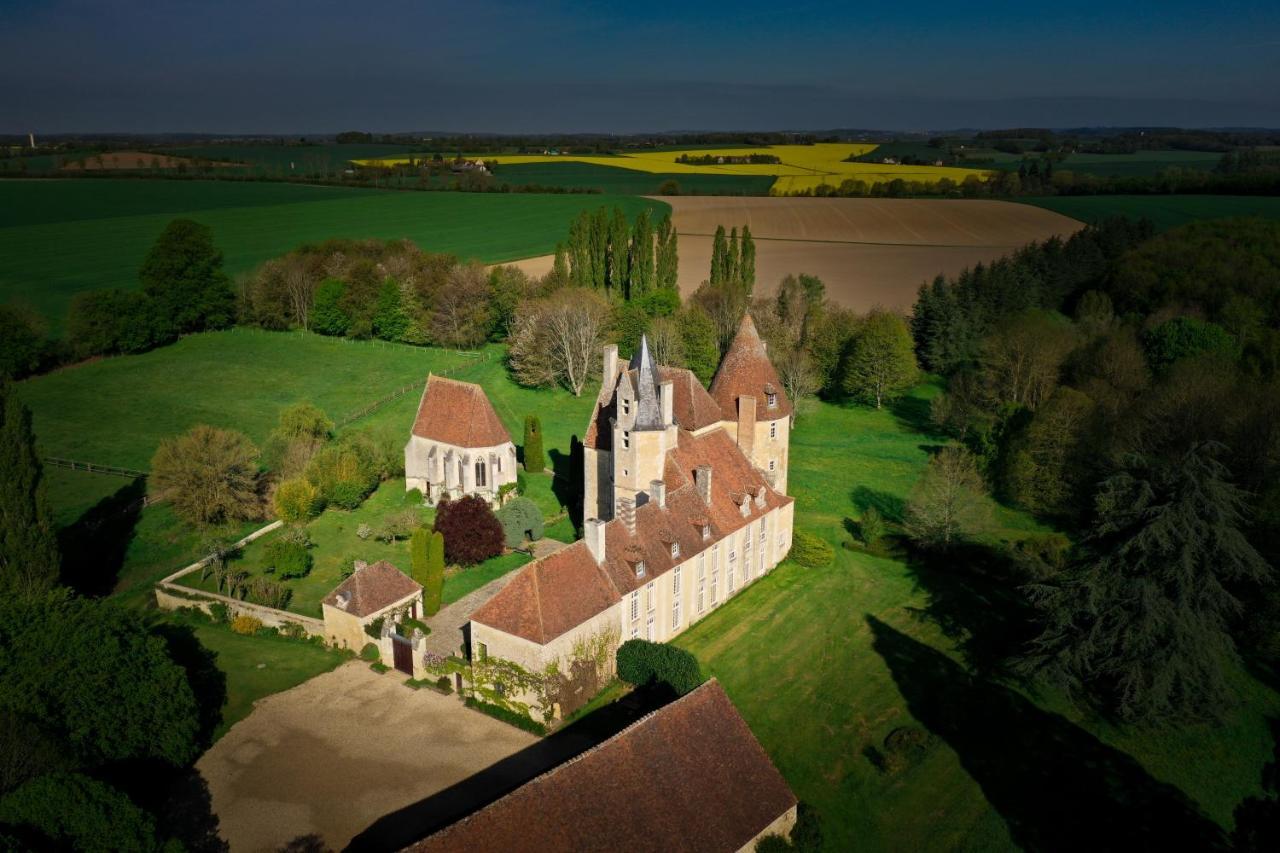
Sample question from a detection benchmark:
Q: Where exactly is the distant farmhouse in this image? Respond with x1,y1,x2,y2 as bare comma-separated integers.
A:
404,375,516,506
406,679,797,852
468,316,794,715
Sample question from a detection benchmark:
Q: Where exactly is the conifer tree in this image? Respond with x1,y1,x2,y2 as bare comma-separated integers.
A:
740,225,756,293
607,207,631,293
589,208,609,289
523,415,545,473
710,225,728,285
0,381,60,599
628,209,655,300
656,215,679,291
551,242,569,288
423,530,445,615
727,227,740,289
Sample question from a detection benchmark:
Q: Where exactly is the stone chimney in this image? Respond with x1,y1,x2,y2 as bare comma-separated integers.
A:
737,395,756,458
660,381,674,426
603,344,618,386
695,464,713,504
617,498,637,534
650,479,666,509
353,559,369,573
584,517,607,564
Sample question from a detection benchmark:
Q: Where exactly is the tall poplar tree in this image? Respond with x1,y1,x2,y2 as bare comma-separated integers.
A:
740,225,756,293
656,214,679,291
589,208,609,289
551,242,569,289
710,225,728,285
607,207,631,293
629,209,655,300
0,382,60,599
727,227,740,289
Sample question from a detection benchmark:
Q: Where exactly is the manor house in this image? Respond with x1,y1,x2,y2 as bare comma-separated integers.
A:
469,316,794,705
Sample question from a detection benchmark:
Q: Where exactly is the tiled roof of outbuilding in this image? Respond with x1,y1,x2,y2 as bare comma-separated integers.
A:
709,313,793,420
410,374,511,448
404,679,797,853
322,560,421,619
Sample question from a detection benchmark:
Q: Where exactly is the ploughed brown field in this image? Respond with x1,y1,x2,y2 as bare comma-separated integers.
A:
502,197,1084,311
61,150,238,170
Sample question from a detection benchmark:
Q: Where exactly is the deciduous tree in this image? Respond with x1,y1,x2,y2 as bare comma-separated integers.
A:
841,309,919,408
903,447,990,550
151,425,261,527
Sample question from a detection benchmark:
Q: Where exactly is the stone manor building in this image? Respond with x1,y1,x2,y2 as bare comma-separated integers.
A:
404,374,517,505
469,316,794,711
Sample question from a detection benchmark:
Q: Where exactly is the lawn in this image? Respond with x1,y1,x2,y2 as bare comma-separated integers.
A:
1020,195,1280,232
672,387,1279,851
0,180,666,331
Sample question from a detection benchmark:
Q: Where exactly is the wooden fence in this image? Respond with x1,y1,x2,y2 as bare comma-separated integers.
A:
44,456,147,479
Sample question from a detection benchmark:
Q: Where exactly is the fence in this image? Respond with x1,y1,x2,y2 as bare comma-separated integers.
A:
44,456,147,479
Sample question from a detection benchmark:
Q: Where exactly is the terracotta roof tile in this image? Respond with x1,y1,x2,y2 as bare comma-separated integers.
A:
411,375,512,448
585,364,724,451
709,314,793,421
322,560,421,618
406,679,797,853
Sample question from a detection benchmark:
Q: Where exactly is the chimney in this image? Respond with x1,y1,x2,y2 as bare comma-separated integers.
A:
617,498,637,534
660,381,674,426
353,560,369,573
650,479,666,509
584,518,607,564
737,396,756,458
695,465,712,504
603,344,618,386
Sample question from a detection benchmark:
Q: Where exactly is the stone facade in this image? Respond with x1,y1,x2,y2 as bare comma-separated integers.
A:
404,374,517,505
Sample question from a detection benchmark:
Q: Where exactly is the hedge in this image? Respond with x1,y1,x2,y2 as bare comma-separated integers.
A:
465,697,547,735
616,639,704,696
790,530,834,568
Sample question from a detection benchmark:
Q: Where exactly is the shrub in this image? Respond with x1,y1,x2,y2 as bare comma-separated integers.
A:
406,487,423,505
364,616,385,639
230,615,263,635
436,675,452,693
360,643,380,662
382,508,421,541
305,438,380,508
516,469,528,495
876,726,934,775
263,539,311,580
523,415,545,473
279,525,311,548
433,495,504,565
790,531,834,568
274,477,322,522
496,496,545,548
151,425,261,527
356,522,373,540
464,697,547,735
208,602,229,624
756,835,792,853
399,617,431,637
859,506,886,547
328,480,368,511
616,639,704,696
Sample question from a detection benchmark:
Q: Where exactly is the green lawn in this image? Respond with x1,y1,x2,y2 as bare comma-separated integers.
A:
672,387,1279,851
1020,195,1280,232
0,180,666,331
491,161,775,195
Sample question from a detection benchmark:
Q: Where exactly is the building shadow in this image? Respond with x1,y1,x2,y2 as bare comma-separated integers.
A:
58,477,146,597
867,616,1227,851
344,685,673,852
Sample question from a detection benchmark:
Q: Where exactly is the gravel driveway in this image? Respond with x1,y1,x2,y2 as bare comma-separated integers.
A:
197,661,535,852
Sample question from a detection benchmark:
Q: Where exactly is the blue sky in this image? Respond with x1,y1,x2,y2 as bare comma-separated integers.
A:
1,0,1277,133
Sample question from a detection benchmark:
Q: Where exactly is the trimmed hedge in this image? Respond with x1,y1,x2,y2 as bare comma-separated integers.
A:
465,697,547,735
616,639,704,696
790,530,834,568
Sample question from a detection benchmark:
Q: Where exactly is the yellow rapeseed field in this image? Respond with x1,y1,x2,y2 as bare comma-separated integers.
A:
355,142,991,193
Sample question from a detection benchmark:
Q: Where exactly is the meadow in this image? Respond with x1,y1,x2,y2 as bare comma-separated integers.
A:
674,388,1279,851
0,180,666,331
490,161,774,195
1020,194,1280,231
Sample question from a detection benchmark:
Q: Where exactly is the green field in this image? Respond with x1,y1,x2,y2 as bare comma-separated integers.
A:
0,180,666,332
1056,149,1223,176
170,143,424,174
491,161,775,195
1021,194,1280,231
674,389,1278,850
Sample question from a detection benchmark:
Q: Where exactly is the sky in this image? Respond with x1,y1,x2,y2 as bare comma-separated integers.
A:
2,0,1278,134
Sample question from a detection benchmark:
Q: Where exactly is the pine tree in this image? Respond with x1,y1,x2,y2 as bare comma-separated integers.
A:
0,381,60,599
710,225,727,285
727,227,740,289
523,415,545,473
656,214,679,291
628,209,655,300
1022,442,1274,723
551,242,569,288
423,530,445,615
740,225,756,293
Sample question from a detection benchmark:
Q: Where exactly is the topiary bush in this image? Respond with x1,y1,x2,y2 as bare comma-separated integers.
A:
616,639,704,696
360,643,380,661
496,496,545,548
790,530,834,568
433,495,504,565
523,415,545,473
263,539,312,580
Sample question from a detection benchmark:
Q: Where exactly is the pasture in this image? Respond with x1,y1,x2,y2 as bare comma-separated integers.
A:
0,180,665,331
490,161,774,195
674,389,1280,851
1020,194,1280,232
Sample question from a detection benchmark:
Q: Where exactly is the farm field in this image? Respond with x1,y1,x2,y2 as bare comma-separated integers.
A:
1056,149,1223,176
170,142,425,174
673,388,1279,852
506,197,1084,312
0,180,665,331
491,161,774,195
359,143,991,195
1020,194,1280,231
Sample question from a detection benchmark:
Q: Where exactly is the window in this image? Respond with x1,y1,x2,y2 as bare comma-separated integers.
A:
477,642,488,661
769,459,776,472
496,456,502,473
729,547,736,564
671,542,680,559
646,615,655,641
622,431,630,450
647,581,655,612
635,560,646,578
697,554,706,613
475,461,486,488
701,524,710,540
767,392,777,409
622,397,631,416
673,594,681,629
631,623,639,639
673,565,681,594
711,570,718,605
630,590,639,622
458,459,465,483
770,421,778,439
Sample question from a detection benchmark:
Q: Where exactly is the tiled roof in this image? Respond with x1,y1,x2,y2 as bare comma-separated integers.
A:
584,365,723,451
405,679,797,853
471,428,791,644
410,374,512,448
709,314,793,421
322,560,421,619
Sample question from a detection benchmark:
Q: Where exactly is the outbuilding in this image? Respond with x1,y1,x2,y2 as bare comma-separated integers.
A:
404,374,517,506
321,560,423,673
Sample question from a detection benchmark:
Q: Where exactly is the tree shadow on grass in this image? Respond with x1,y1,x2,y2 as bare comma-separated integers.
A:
547,435,583,534
890,392,948,441
345,684,673,852
867,616,1227,851
153,620,228,752
850,485,905,524
58,477,146,597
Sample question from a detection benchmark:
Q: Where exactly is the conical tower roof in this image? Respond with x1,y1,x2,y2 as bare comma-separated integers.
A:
629,335,665,430
709,314,792,420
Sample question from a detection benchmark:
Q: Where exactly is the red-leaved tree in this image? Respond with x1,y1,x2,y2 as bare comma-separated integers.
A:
433,495,504,565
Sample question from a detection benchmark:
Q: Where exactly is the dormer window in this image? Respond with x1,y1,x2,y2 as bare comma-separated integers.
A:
767,392,777,409
635,560,646,578
622,397,631,416
701,524,710,540
671,542,680,559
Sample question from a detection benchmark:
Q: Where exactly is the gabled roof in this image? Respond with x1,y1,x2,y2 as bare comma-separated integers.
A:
410,374,512,448
472,427,791,644
405,679,797,853
322,560,421,619
709,314,793,420
584,364,723,452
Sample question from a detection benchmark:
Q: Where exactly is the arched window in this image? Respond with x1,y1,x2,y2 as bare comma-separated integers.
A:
475,460,487,488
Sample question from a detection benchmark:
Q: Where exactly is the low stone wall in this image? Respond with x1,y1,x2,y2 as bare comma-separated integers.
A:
154,520,326,639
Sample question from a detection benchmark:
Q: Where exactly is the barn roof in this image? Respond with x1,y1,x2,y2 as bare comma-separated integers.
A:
410,374,511,448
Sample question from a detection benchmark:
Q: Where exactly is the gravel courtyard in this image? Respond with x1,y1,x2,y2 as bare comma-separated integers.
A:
197,661,536,852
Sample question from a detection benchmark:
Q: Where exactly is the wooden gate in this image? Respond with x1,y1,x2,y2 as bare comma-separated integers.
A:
392,636,413,675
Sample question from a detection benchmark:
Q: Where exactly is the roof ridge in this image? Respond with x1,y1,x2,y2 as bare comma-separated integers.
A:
531,560,545,643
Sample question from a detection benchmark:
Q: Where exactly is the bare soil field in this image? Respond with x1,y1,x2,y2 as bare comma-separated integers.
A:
61,150,238,170
502,197,1084,312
